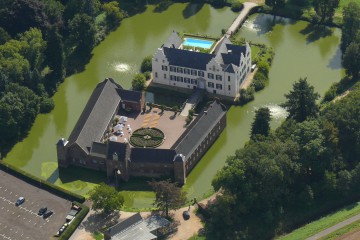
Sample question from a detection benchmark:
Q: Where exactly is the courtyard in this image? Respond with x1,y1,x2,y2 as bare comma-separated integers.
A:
107,107,189,149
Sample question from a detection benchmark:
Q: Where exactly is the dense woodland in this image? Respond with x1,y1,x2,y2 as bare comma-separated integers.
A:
206,2,360,239
0,0,123,156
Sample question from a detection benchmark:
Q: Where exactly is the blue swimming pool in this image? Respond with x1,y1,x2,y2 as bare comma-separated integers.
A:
183,38,214,49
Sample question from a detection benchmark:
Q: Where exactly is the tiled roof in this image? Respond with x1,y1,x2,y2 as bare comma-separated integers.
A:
117,89,142,103
130,148,176,163
174,100,227,159
67,78,122,153
163,47,213,70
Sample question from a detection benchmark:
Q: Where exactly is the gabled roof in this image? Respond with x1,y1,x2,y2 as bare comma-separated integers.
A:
130,148,176,163
67,78,122,153
163,47,213,70
163,30,182,48
174,100,227,158
117,89,143,103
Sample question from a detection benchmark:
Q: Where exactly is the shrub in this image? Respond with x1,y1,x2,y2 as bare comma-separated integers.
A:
132,73,146,91
252,78,266,91
186,115,193,125
40,97,55,113
59,202,89,240
231,2,244,12
141,56,152,73
144,71,151,80
239,87,255,104
323,83,338,102
257,61,270,77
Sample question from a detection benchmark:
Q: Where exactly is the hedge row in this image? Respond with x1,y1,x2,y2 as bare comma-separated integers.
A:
0,161,85,203
59,201,90,240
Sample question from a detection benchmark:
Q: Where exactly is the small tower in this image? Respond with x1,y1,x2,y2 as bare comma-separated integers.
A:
173,154,186,185
56,138,69,167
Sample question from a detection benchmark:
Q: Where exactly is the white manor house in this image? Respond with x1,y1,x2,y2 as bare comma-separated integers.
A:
152,31,251,98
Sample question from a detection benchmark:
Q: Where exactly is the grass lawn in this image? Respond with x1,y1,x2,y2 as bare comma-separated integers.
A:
92,231,104,240
277,202,360,240
319,219,360,240
188,234,207,240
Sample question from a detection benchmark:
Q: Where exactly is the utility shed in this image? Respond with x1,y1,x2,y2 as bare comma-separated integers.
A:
104,213,170,240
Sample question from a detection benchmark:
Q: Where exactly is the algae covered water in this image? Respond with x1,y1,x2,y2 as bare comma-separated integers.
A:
3,4,343,209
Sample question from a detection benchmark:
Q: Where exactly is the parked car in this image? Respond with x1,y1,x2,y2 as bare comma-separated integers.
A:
15,197,25,206
43,210,53,218
38,207,47,215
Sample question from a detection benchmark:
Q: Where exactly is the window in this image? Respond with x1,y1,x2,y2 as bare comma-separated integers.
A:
177,76,183,82
170,66,176,72
170,75,176,81
216,75,222,81
228,85,231,91
191,79,196,84
155,72,158,78
184,77,190,83
208,82,214,88
228,76,231,82
208,73,214,79
198,71,204,77
216,84,222,90
92,159,97,164
155,58,158,62
162,65,168,71
164,74,166,79
191,70,197,76
184,69,190,74
177,67,183,73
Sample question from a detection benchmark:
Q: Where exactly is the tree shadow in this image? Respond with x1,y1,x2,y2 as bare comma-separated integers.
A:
153,0,173,13
327,47,343,70
80,211,120,232
254,14,288,36
299,24,333,44
117,177,155,191
58,166,106,184
182,3,204,19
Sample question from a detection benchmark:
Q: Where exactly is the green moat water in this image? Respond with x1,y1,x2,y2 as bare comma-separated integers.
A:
3,4,344,209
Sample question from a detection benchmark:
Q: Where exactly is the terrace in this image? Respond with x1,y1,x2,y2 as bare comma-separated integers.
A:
103,108,189,149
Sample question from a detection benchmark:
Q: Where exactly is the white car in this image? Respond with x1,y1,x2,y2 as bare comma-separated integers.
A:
15,197,25,206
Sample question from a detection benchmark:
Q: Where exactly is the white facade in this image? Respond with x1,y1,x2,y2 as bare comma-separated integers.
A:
152,33,251,98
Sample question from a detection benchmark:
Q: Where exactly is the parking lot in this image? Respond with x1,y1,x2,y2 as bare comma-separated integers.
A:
0,169,72,240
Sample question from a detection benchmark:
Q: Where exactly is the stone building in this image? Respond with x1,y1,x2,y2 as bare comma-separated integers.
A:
152,31,251,98
57,78,227,184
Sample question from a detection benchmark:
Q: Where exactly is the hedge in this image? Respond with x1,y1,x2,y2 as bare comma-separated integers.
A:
58,201,90,240
0,161,85,203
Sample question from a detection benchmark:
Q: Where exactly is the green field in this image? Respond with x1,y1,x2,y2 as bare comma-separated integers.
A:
320,219,360,240
278,202,360,240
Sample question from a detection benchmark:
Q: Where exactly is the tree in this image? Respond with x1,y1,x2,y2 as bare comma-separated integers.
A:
88,183,124,214
141,56,152,73
342,42,360,78
282,78,320,122
68,13,96,57
132,73,146,91
0,27,10,44
265,0,285,10
251,107,271,139
149,179,186,218
341,2,360,51
103,1,123,30
313,0,339,23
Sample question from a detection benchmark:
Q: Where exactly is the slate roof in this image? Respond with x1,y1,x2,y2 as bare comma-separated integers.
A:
174,100,227,159
107,213,143,237
163,47,213,71
107,141,128,161
90,142,107,158
67,78,122,153
130,148,176,163
117,89,142,103
163,30,182,48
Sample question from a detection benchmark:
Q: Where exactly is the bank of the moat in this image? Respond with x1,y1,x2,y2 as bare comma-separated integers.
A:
3,3,343,209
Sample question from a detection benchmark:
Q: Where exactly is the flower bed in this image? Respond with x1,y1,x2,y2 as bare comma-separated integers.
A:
130,127,165,148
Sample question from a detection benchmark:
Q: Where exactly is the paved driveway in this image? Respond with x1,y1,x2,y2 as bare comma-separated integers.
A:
0,169,72,240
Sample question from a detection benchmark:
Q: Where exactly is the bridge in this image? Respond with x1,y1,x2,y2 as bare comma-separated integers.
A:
225,2,258,38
